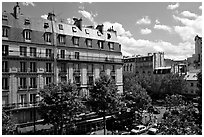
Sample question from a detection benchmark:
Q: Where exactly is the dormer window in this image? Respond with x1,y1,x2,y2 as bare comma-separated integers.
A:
85,29,89,34
44,32,51,43
58,34,66,44
24,19,30,25
72,27,77,32
59,24,63,30
2,15,8,21
73,37,79,46
44,23,49,28
97,31,101,36
98,40,104,49
23,29,31,40
107,33,111,39
2,26,9,38
108,42,114,50
86,39,92,47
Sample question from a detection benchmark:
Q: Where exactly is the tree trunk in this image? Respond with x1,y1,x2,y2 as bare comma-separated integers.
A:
103,111,106,135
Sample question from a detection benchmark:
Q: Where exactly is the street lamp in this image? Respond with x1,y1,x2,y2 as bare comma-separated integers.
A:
33,94,40,134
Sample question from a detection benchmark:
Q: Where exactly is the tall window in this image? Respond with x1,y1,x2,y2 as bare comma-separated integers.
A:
75,52,79,59
60,50,65,59
30,47,36,57
2,26,9,37
20,46,27,56
20,77,27,89
98,41,104,49
87,64,93,73
2,45,9,56
46,77,52,85
2,77,9,90
100,65,105,72
30,77,37,88
30,62,37,72
59,24,63,30
2,61,8,72
73,37,79,46
108,42,114,50
61,63,66,72
30,94,36,104
20,62,27,72
74,64,80,71
74,76,80,84
86,39,92,47
112,65,115,72
46,49,52,58
44,33,51,42
46,63,52,72
58,35,66,44
23,30,31,40
19,94,26,106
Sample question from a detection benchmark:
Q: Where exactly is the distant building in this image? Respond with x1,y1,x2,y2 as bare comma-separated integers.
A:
164,59,187,75
123,52,164,75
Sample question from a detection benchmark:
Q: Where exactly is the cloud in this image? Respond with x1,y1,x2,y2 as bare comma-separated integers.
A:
22,2,35,6
154,24,172,32
155,19,160,24
167,3,179,10
41,14,48,19
181,11,198,18
140,28,152,35
136,16,151,25
67,18,74,24
78,9,97,26
173,15,202,42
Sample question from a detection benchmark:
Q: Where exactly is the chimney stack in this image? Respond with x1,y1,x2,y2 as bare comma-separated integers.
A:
47,12,56,21
96,24,104,34
73,17,82,30
13,2,20,19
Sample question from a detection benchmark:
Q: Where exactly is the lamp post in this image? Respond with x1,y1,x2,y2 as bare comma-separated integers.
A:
33,94,40,134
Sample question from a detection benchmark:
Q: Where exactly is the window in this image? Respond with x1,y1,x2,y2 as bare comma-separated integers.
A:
2,78,9,90
46,77,52,85
19,94,26,106
87,64,93,73
74,64,80,71
191,83,194,87
86,39,92,47
74,76,81,84
111,76,116,81
46,49,52,58
30,77,37,88
24,18,30,25
60,50,65,59
30,94,36,104
112,65,115,71
100,65,105,72
30,62,37,72
46,63,52,72
75,52,79,59
2,61,8,72
130,64,132,71
123,66,126,71
2,45,9,56
109,42,114,50
23,29,31,40
88,76,94,85
73,37,79,46
44,33,51,42
44,23,49,28
59,24,63,30
2,26,9,37
98,41,104,49
107,33,111,39
58,35,66,44
61,63,66,72
20,77,27,89
2,15,8,20
72,27,77,32
30,47,36,57
85,29,89,34
61,76,67,83
20,62,27,72
20,46,27,56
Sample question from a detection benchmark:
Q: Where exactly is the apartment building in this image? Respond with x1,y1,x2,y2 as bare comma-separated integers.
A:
123,52,164,75
2,3,123,124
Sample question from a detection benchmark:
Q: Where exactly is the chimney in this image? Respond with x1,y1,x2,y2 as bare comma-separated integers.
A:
13,2,20,19
47,12,56,21
73,17,82,30
96,24,104,34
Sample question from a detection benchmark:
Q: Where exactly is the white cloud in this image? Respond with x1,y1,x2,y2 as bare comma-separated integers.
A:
181,11,198,18
173,15,202,42
140,28,152,35
78,10,97,26
41,14,48,20
155,19,160,24
199,5,202,10
22,2,35,6
136,16,151,25
154,24,172,32
167,3,179,10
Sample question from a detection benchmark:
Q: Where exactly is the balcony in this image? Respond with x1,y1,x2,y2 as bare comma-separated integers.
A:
29,85,37,89
110,71,116,76
57,54,123,64
87,71,94,76
18,86,27,90
2,101,40,110
73,70,81,76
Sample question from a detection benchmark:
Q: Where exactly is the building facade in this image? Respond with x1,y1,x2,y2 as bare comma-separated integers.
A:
2,3,123,124
123,52,164,75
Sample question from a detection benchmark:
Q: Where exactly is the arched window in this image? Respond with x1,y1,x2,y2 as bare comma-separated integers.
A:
130,64,132,71
127,64,129,71
123,65,126,71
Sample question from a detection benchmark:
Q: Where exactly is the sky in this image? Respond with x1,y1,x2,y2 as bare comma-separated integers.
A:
2,1,202,60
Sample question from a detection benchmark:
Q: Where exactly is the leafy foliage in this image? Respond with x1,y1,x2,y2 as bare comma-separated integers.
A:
2,109,16,135
38,82,85,134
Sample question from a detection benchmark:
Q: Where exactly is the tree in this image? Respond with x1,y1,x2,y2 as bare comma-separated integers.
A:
2,109,16,135
88,74,121,135
39,82,85,134
196,71,202,126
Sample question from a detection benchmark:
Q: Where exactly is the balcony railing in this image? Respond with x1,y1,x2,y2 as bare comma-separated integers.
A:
57,54,123,63
110,71,116,76
2,102,40,110
87,71,94,76
29,85,37,89
73,70,81,76
18,86,27,90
